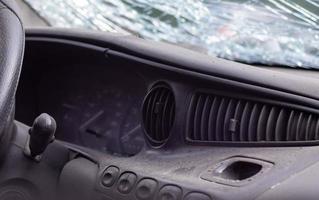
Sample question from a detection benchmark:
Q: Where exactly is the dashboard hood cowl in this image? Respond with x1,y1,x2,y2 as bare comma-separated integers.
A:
26,28,319,102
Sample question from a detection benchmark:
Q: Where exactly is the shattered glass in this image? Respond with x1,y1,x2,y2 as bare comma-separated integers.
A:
24,0,319,69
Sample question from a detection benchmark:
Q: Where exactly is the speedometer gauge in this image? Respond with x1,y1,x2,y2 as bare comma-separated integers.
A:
39,65,146,156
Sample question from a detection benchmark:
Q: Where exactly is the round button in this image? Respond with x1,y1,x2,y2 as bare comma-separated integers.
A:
136,178,158,200
157,185,182,200
102,166,119,187
117,172,137,194
184,192,211,200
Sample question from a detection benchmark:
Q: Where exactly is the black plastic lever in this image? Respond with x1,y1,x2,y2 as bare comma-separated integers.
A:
24,113,56,162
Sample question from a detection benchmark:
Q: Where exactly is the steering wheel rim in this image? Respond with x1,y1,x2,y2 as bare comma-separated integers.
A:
0,0,24,149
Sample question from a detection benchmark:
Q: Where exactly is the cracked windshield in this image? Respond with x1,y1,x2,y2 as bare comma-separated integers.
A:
23,0,319,69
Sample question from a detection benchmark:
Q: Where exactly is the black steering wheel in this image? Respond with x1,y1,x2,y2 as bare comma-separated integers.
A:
0,0,24,151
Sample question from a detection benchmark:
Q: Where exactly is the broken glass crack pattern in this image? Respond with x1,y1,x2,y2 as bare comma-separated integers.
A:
24,0,319,69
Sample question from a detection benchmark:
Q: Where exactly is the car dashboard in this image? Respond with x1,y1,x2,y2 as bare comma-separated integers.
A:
11,28,319,200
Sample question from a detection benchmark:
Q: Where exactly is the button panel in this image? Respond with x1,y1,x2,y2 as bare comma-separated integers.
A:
184,192,212,200
136,178,158,200
117,172,137,194
157,185,182,200
99,166,212,200
102,166,119,187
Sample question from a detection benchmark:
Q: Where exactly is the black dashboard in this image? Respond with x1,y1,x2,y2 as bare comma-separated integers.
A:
12,28,319,200
17,48,147,156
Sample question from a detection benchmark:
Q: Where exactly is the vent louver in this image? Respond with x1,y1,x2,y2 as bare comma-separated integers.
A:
142,84,175,147
187,93,319,145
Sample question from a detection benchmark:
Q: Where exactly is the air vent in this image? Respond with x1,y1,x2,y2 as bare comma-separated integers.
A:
186,93,319,145
142,84,175,147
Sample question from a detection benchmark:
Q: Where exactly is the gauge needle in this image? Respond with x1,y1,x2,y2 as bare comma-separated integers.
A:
121,125,141,142
79,110,104,131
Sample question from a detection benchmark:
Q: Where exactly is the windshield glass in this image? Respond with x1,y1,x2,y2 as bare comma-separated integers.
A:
23,0,319,69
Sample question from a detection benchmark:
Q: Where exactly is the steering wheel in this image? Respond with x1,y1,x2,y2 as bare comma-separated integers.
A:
0,0,24,152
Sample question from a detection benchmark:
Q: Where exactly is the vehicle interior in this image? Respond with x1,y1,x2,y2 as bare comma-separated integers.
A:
1,1,319,200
